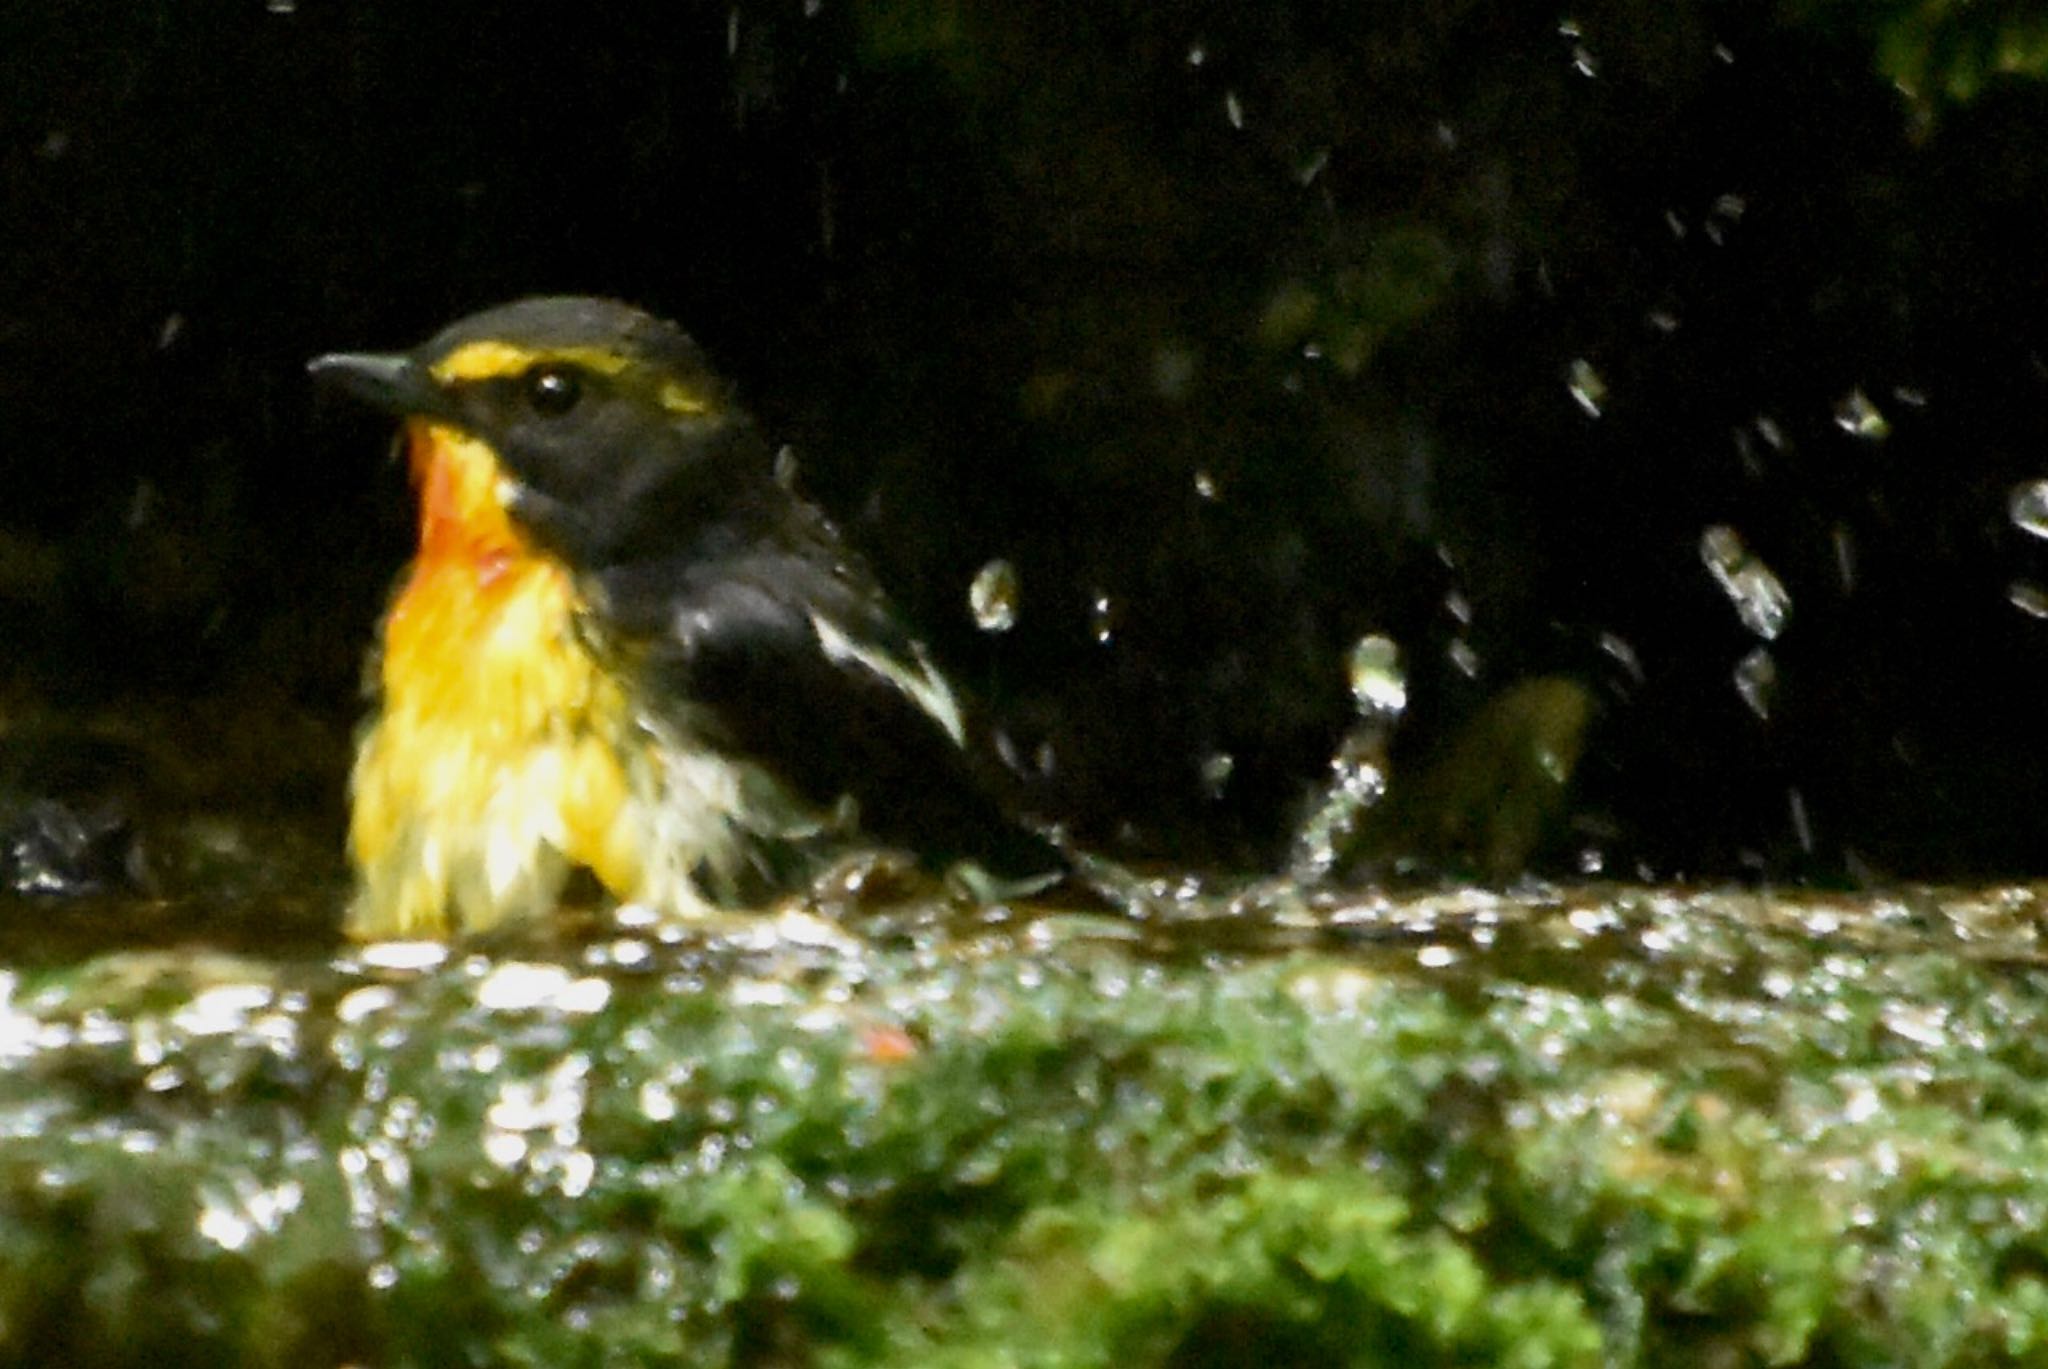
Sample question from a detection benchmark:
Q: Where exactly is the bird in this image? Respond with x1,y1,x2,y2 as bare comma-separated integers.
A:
309,296,1060,940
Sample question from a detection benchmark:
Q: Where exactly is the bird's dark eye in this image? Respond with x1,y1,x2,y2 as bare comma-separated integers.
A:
524,365,583,417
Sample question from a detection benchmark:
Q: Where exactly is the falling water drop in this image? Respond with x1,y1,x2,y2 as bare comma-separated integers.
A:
2008,480,2048,540
1831,523,1857,593
1200,751,1235,800
1734,647,1777,720
1192,469,1219,501
1704,193,1746,246
1700,525,1791,640
1345,634,1407,722
1089,593,1118,645
1598,631,1644,683
1834,388,1890,441
1788,788,1814,853
1567,359,1606,417
969,560,1020,632
2008,581,2048,619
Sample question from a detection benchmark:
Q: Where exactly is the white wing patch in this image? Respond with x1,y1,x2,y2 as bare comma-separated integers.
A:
808,612,966,746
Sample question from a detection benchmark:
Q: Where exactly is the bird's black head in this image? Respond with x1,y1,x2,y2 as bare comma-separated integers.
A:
311,296,775,565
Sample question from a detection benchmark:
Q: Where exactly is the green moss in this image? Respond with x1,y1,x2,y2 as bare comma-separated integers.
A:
4,888,2048,1365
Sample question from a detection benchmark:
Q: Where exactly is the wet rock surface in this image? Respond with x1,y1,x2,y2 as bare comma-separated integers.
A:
3,883,2045,1366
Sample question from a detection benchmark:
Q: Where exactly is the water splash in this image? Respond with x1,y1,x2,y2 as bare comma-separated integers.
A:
1293,636,1408,879
969,559,1020,632
1700,525,1791,640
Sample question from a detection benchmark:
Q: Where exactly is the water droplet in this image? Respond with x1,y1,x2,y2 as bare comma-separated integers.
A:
1734,646,1777,719
1700,525,1791,640
1571,45,1598,77
2010,480,2048,539
1664,210,1687,239
1192,469,1219,501
1832,523,1857,592
157,314,185,350
1834,388,1890,441
1447,638,1481,678
969,559,1020,632
1089,592,1118,644
1597,631,1644,682
773,445,801,489
1788,788,1814,853
1713,42,1735,63
1296,147,1330,186
265,0,297,13
1200,751,1235,799
1345,634,1407,721
2008,581,2048,619
1444,589,1473,625
1704,193,1745,246
1754,414,1786,450
1224,92,1244,129
1567,358,1606,417
1187,42,1206,67
1646,309,1679,334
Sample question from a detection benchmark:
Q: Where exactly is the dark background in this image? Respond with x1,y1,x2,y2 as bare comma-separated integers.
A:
5,0,2048,883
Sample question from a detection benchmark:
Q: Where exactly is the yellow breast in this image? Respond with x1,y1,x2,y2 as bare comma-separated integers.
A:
345,424,652,939
348,547,653,937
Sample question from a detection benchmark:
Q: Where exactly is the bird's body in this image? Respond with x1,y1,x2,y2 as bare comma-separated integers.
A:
315,297,1053,940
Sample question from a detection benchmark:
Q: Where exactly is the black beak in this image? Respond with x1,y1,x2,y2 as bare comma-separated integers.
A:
307,351,441,418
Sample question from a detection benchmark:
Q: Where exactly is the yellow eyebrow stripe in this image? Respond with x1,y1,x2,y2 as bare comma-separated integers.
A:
428,341,714,416
428,341,631,382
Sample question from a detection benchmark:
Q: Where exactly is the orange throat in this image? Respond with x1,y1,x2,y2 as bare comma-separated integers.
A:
406,418,524,579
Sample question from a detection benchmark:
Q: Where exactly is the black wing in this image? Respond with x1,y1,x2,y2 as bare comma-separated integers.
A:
592,537,1062,883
